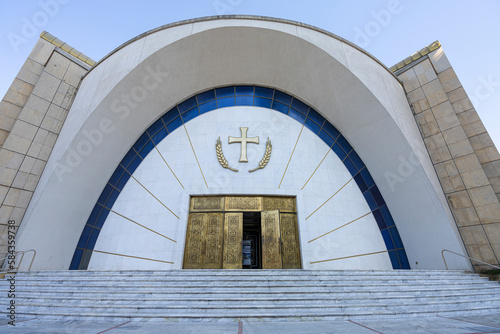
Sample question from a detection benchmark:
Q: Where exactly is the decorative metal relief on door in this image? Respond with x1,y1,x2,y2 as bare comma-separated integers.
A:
183,213,224,269
280,213,301,269
261,210,282,269
223,213,243,269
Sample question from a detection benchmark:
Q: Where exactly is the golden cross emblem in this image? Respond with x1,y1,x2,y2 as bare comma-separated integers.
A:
228,127,259,162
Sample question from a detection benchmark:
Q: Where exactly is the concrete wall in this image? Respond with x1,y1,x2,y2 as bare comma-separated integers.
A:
397,47,500,269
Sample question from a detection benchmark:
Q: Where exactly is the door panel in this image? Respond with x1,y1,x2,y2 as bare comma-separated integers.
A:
280,213,301,269
223,213,243,269
261,210,282,269
203,213,224,269
183,213,223,269
183,213,206,269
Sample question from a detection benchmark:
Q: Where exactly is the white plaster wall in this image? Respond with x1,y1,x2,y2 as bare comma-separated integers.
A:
89,107,392,270
17,17,470,270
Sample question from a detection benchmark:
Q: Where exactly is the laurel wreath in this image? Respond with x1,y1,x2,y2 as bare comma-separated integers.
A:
216,137,238,172
249,138,272,172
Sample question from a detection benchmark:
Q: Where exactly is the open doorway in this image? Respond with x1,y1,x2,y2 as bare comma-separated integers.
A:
242,212,261,269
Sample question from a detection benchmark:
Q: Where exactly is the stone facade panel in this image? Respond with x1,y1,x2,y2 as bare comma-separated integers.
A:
0,185,8,204
451,98,474,114
45,52,71,80
436,113,461,132
447,191,473,210
0,205,14,222
485,146,500,161
18,95,51,127
437,67,461,93
460,169,490,189
468,186,499,208
413,59,437,86
475,203,500,224
463,120,487,138
26,141,43,159
11,171,29,189
454,154,482,173
19,156,36,173
2,134,32,155
3,188,21,207
0,149,24,170
397,69,420,92
24,174,40,192
453,207,480,226
447,87,468,104
0,167,16,187
430,101,454,119
17,59,45,85
0,101,23,120
31,72,61,102
447,139,474,159
10,120,39,141
442,126,468,145
428,48,452,73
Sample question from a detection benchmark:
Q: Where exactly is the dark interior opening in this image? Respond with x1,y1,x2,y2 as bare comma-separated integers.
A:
242,212,261,269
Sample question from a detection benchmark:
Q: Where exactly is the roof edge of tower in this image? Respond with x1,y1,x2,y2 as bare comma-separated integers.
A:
40,31,96,67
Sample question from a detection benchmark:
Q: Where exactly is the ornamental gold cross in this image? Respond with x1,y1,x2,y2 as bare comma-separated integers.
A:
228,127,259,162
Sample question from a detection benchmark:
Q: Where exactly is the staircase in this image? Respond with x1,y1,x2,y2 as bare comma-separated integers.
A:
1,270,499,321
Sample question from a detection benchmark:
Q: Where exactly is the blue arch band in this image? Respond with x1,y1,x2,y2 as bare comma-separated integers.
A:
70,85,410,270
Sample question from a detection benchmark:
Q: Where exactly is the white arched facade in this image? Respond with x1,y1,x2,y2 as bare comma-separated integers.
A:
87,105,393,270
16,17,470,270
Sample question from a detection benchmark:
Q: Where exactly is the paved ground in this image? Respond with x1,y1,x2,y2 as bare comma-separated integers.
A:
1,313,500,333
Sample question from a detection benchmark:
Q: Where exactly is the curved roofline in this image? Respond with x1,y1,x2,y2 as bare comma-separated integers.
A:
84,15,399,81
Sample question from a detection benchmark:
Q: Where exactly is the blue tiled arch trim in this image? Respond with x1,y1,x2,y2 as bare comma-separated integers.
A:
70,86,410,270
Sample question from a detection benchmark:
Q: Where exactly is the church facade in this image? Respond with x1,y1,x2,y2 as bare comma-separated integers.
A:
1,16,499,272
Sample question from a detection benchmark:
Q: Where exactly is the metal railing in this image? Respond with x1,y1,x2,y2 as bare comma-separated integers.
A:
0,249,37,273
441,249,500,270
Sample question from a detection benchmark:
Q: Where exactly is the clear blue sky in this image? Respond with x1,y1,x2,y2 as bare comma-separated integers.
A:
1,0,499,146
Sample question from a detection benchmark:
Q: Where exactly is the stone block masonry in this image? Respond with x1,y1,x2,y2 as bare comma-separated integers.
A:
394,43,500,269
0,32,94,264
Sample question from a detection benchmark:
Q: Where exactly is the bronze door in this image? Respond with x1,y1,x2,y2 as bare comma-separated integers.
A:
280,213,301,269
261,210,282,269
183,213,224,269
223,213,243,269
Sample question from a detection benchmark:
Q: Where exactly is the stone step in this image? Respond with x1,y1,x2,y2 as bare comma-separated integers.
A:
6,270,482,275
4,281,492,291
4,287,500,301
13,297,500,312
6,283,500,295
8,292,500,306
9,275,488,284
3,281,497,292
11,303,500,322
11,308,499,322
9,269,475,277
1,269,498,322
